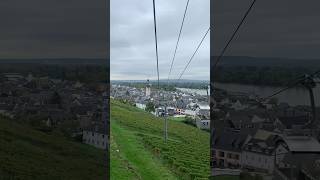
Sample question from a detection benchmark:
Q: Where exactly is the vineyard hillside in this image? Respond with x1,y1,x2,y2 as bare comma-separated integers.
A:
110,100,210,179
0,117,106,180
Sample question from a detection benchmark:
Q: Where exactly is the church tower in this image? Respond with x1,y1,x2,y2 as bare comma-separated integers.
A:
145,79,151,97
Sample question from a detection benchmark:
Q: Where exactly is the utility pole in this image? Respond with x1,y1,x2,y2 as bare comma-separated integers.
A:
164,105,168,143
301,74,317,127
163,90,168,143
207,84,210,105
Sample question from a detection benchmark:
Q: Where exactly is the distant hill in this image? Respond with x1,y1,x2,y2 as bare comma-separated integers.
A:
0,58,108,65
210,56,320,86
0,117,106,180
112,79,209,84
111,79,209,90
211,56,320,68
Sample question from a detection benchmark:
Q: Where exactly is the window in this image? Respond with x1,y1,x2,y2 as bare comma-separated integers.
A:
235,154,239,160
102,134,105,138
219,151,225,157
218,159,225,167
212,150,216,156
92,132,94,136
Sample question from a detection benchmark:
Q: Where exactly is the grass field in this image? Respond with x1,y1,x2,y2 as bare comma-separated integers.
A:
110,121,177,180
111,100,210,179
211,176,240,180
168,116,186,122
0,117,106,180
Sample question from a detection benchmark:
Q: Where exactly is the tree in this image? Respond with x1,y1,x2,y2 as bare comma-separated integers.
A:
184,116,196,127
145,102,155,112
50,91,62,107
268,97,278,105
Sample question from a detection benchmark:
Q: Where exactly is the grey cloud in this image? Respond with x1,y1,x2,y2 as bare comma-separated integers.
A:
111,0,210,80
0,0,107,59
213,0,320,59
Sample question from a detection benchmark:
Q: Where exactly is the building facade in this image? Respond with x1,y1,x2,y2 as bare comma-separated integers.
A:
145,79,151,97
82,130,107,149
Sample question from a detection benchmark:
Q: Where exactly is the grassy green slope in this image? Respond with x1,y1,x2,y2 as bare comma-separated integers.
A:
0,117,106,180
110,122,177,180
111,100,210,179
168,116,186,122
110,127,138,180
212,176,239,180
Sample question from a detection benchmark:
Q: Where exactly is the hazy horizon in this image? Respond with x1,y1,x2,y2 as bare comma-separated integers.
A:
110,78,210,81
0,0,107,59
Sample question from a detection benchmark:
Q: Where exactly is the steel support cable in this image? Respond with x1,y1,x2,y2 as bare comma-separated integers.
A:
152,0,160,91
167,0,191,85
177,27,210,81
212,0,257,78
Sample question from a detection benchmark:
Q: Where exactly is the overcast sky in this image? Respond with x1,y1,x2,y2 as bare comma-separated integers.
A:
111,0,210,80
213,0,320,59
0,0,107,59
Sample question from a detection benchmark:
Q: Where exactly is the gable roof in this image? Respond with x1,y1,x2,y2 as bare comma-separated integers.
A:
243,130,280,155
213,129,249,152
282,153,320,179
278,116,309,129
282,136,320,153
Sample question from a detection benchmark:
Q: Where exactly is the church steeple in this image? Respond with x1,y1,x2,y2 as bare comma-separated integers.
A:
146,79,151,97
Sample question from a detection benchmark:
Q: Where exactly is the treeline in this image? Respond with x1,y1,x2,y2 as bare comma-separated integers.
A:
214,66,316,86
115,81,209,91
0,64,108,83
115,82,176,91
173,82,209,89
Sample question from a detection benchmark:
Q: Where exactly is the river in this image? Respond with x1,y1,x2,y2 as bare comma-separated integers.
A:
177,88,208,96
177,83,320,107
214,82,320,107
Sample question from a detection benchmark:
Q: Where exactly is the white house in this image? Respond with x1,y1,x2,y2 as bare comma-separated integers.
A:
3,73,24,82
231,100,247,111
26,73,34,82
166,107,175,116
242,151,275,173
273,135,320,180
196,104,210,117
196,119,210,130
155,107,165,117
275,135,320,167
241,130,279,174
212,130,249,169
220,98,230,105
135,102,146,110
185,109,196,117
83,127,108,150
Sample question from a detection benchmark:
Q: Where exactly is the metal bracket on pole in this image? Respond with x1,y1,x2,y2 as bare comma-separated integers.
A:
301,74,317,128
164,102,168,143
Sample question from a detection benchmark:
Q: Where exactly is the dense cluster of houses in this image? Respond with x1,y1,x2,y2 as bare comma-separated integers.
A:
0,73,109,150
211,88,320,180
110,80,210,130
